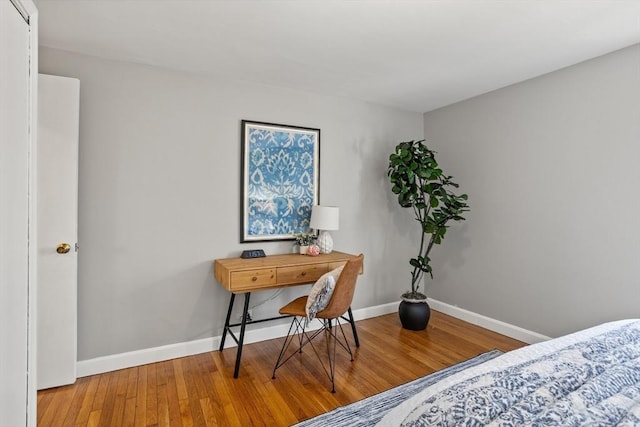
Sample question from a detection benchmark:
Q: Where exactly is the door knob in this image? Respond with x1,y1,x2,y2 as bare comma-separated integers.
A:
56,243,71,254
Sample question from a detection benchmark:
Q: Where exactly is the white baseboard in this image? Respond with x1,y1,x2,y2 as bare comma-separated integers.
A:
350,301,399,321
77,299,548,378
428,298,551,344
77,301,399,378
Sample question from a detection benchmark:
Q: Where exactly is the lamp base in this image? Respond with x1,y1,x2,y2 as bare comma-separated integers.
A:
317,231,334,254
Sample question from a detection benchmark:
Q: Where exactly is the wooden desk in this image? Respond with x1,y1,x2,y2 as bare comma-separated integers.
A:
214,251,362,377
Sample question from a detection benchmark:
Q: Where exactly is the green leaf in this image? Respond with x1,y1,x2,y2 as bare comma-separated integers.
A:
417,168,430,178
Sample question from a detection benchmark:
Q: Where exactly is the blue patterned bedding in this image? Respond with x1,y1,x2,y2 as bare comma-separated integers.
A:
378,319,640,426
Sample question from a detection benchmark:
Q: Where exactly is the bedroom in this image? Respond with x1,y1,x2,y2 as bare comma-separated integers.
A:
2,0,639,425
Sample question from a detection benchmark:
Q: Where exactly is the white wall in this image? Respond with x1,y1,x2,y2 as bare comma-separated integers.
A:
422,44,640,337
39,47,423,361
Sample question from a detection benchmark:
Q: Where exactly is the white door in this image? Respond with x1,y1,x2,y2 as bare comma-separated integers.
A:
0,0,35,424
37,74,80,389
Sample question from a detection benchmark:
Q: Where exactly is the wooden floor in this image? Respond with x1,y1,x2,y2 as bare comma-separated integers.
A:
38,310,526,426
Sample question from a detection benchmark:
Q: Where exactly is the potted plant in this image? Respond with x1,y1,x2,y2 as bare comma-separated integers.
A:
388,140,469,330
294,233,315,255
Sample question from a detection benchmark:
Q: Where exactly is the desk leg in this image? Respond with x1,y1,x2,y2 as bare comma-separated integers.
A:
219,293,236,352
233,292,251,378
347,306,360,348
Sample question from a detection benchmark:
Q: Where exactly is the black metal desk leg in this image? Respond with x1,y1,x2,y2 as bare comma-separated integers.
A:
347,306,360,348
233,292,251,378
219,293,236,351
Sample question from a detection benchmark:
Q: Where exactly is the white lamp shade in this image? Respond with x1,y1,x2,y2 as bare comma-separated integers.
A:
310,206,339,231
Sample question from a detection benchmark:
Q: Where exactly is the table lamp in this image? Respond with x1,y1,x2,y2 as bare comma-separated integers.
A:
310,205,339,254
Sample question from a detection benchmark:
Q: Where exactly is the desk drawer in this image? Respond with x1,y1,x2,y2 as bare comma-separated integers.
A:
277,263,328,285
230,268,276,291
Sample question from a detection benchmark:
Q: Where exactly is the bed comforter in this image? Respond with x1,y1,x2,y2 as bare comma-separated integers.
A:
377,319,640,426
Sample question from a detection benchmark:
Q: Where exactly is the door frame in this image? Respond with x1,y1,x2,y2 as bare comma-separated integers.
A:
10,0,40,425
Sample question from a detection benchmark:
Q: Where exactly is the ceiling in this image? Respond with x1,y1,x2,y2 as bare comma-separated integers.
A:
35,0,640,113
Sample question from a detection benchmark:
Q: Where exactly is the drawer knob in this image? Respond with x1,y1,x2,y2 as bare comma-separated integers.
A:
252,276,257,282
301,271,307,276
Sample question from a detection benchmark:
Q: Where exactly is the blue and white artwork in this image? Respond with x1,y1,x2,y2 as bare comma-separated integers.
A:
241,121,319,242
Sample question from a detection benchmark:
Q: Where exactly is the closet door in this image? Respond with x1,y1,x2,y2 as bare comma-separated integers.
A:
0,1,33,424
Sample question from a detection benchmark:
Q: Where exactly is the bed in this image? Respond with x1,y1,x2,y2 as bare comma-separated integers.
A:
377,319,640,426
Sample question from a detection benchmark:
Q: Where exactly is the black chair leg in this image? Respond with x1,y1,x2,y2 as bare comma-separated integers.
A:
273,316,354,392
272,316,305,379
347,306,360,347
326,319,338,393
336,319,354,362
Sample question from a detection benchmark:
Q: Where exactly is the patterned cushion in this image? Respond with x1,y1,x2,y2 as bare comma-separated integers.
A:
305,266,343,322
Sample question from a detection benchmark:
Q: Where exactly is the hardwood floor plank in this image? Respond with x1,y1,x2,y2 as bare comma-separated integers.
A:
208,357,243,425
156,383,170,427
37,388,56,425
122,397,136,427
38,311,526,426
198,398,218,427
36,388,56,425
181,357,208,426
39,382,76,427
75,375,101,426
86,410,101,427
132,364,147,427
107,368,130,427
145,363,158,426
172,359,189,401
89,373,111,426
163,360,191,426
125,367,138,399
60,377,91,426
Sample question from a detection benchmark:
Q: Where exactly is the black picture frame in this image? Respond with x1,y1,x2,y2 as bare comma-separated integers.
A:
240,120,320,243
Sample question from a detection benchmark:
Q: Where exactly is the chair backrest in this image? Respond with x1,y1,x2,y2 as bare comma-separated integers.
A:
316,254,364,319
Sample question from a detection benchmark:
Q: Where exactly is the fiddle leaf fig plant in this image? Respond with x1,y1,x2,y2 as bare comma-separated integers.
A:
388,140,469,299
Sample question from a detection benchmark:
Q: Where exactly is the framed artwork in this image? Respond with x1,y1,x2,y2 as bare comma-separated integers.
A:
241,120,320,242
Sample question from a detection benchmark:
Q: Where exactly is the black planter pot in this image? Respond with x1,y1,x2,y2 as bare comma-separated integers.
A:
399,299,431,330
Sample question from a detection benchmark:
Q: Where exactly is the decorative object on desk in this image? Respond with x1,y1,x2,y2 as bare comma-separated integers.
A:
307,244,320,256
294,232,314,254
240,120,320,243
240,249,266,259
310,205,339,254
388,140,469,330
